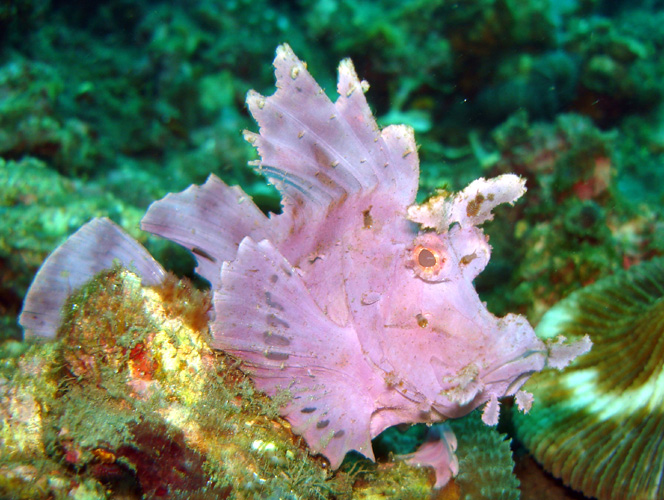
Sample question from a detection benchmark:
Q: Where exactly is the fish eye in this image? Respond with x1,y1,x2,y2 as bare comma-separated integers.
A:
408,237,449,282
417,248,438,268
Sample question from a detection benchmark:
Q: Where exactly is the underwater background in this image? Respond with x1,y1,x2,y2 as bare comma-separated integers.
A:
1,0,664,498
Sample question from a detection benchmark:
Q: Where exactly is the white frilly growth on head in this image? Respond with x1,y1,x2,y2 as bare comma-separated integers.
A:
407,174,527,233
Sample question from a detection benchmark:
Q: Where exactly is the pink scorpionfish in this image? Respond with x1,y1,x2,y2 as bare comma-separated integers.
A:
20,45,590,487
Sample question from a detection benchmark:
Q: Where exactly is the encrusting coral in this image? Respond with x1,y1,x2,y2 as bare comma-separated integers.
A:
514,256,664,500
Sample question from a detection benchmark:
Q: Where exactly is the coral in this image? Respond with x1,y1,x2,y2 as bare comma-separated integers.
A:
513,256,664,500
564,15,663,125
449,411,520,500
0,58,99,174
0,341,58,462
473,51,580,124
480,112,664,322
374,412,522,500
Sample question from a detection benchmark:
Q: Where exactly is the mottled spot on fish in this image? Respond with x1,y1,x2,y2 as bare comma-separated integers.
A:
466,192,485,217
315,171,340,190
416,313,428,328
460,252,478,266
263,330,291,347
267,313,290,329
362,207,373,229
313,143,336,170
361,292,381,305
317,420,330,429
265,351,289,361
301,407,316,414
270,274,279,283
265,291,285,311
333,430,345,438
191,247,217,262
280,264,293,277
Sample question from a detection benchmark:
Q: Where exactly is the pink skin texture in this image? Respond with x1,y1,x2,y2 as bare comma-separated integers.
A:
20,45,590,488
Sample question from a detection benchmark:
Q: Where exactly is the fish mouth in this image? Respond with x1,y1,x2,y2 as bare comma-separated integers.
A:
477,349,547,396
424,348,547,417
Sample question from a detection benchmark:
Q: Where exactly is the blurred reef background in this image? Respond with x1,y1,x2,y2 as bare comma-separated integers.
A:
1,0,664,498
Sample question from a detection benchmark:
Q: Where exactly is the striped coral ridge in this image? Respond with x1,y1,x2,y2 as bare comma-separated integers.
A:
515,257,664,500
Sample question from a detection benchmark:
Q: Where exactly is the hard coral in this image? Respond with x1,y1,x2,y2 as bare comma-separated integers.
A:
514,256,664,500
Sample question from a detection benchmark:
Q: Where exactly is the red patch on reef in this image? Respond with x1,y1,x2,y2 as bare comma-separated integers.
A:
128,342,158,381
572,156,611,200
87,422,231,499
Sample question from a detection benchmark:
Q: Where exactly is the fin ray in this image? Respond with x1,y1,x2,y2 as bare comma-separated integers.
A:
246,44,419,220
141,174,271,288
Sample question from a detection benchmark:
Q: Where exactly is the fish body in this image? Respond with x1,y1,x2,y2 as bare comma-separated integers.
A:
20,45,590,486
141,45,550,470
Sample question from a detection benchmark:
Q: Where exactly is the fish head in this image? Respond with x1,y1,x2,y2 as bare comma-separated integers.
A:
348,175,547,424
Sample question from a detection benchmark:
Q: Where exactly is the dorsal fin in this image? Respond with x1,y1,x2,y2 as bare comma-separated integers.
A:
245,44,419,223
141,174,272,288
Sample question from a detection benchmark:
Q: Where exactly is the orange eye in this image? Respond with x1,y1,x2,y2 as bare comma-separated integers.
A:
410,244,447,281
417,248,438,268
414,246,441,269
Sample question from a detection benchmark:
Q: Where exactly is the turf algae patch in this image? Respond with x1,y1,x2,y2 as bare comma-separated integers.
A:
514,257,664,500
